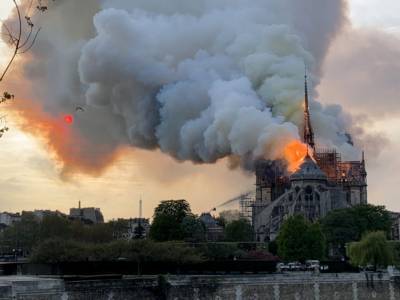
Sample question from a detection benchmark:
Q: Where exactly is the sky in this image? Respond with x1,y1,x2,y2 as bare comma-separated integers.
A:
0,0,400,220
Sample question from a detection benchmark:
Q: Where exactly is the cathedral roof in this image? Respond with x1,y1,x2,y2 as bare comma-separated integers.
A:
290,154,327,182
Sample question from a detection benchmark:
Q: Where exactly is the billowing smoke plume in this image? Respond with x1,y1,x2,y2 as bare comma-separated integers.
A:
3,0,359,176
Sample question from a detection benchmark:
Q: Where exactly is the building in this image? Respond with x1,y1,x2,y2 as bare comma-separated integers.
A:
111,218,150,240
32,210,66,221
127,218,150,239
0,212,20,227
253,74,367,242
200,213,224,241
69,201,104,224
390,212,400,240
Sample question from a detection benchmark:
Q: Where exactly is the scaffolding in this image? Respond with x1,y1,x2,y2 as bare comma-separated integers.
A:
315,148,341,183
255,160,290,203
239,192,255,224
315,148,365,186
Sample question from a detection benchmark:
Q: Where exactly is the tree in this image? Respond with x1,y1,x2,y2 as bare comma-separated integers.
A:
181,215,205,242
0,213,126,256
305,223,326,260
1,212,40,255
30,238,89,263
149,200,192,241
199,243,244,261
29,238,205,264
347,231,393,269
321,204,392,258
39,215,71,241
224,219,253,242
277,215,309,261
153,200,191,222
351,204,392,235
276,215,325,262
0,1,53,137
83,223,114,244
218,210,240,224
1,0,51,82
215,216,226,228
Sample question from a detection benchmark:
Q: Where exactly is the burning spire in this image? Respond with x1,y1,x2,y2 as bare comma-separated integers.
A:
303,68,315,151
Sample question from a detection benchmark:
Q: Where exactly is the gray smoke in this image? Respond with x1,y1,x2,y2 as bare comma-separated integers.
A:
4,0,362,174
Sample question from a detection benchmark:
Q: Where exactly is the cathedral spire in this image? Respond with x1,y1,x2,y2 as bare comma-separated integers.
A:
303,69,315,151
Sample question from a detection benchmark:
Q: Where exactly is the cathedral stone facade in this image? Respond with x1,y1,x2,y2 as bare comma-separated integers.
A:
252,75,367,242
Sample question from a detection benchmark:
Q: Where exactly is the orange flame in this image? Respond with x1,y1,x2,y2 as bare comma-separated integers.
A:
283,140,308,173
11,100,125,178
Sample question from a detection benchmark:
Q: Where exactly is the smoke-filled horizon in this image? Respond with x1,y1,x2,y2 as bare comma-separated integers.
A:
3,0,366,177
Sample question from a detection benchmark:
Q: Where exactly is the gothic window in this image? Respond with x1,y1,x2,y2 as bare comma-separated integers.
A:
305,186,313,202
305,186,313,194
272,206,282,218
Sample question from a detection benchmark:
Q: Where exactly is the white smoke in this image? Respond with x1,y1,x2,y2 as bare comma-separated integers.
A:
4,0,361,173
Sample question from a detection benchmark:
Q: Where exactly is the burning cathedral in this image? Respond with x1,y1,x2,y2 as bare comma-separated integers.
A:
252,75,368,242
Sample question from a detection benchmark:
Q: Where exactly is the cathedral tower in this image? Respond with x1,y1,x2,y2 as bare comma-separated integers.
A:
303,71,315,151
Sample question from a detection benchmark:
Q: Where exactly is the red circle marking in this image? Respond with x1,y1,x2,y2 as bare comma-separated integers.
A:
64,115,73,124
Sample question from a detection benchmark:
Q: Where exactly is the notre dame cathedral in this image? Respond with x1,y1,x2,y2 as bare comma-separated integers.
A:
252,75,367,242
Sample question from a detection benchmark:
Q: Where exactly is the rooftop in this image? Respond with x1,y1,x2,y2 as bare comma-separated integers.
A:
290,154,327,182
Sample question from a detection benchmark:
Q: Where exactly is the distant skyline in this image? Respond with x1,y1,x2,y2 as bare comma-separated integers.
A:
0,1,400,220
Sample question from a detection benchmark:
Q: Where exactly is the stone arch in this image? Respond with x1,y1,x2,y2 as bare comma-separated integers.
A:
305,185,313,202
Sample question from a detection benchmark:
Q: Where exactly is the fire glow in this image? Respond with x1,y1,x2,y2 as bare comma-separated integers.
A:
283,140,308,173
10,101,124,178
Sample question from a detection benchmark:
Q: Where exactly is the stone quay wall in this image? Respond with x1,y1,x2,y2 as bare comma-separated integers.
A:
0,273,399,300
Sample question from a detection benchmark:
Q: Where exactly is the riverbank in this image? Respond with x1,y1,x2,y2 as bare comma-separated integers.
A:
0,272,398,299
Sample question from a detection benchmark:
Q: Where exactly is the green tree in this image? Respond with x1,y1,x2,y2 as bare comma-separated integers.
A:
30,239,204,264
352,205,392,234
347,231,393,269
39,215,71,241
84,223,114,244
0,214,141,258
321,204,392,257
181,215,205,242
1,212,40,254
30,238,89,263
219,210,240,224
305,223,326,260
224,219,253,242
215,216,226,228
154,200,191,222
150,200,192,241
118,240,203,264
277,215,325,261
199,243,244,260
277,215,309,261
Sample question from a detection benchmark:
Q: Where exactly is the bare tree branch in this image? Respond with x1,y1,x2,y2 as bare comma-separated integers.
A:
0,0,52,82
0,0,53,137
2,23,18,45
0,0,22,82
18,28,40,54
19,21,34,49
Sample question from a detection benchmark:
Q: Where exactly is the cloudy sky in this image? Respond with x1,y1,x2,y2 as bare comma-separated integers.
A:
0,0,399,220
